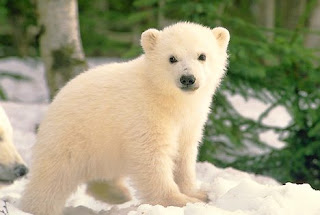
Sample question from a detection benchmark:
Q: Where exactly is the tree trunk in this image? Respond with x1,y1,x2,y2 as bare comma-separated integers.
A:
252,0,275,40
278,0,306,30
305,0,320,52
37,0,87,100
157,0,166,29
252,0,275,29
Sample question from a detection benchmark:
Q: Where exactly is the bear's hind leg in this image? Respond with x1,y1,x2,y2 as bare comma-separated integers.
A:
86,177,131,204
20,160,82,215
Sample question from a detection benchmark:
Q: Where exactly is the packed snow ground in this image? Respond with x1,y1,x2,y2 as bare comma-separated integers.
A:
1,57,319,215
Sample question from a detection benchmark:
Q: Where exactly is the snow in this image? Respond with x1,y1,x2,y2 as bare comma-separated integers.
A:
1,57,319,215
0,57,49,103
3,159,320,215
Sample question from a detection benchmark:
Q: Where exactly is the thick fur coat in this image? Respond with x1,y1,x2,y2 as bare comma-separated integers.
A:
20,22,230,215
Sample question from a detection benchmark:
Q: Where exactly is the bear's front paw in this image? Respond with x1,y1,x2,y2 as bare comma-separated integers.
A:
188,190,209,202
159,193,201,207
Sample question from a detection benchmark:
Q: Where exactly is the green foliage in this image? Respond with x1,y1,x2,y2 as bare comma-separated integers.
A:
222,39,320,189
0,0,38,57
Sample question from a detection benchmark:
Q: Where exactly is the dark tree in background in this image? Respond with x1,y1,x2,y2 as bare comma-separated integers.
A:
1,0,320,188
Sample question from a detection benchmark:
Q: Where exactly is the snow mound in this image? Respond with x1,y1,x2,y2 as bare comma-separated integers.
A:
1,162,320,215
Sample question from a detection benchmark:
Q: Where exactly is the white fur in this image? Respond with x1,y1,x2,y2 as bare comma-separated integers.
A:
0,106,27,185
20,22,230,215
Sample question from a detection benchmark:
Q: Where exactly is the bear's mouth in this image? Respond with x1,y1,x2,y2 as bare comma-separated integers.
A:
180,85,199,92
0,179,14,185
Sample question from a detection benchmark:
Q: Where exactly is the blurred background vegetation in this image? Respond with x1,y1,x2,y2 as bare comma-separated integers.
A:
1,0,320,189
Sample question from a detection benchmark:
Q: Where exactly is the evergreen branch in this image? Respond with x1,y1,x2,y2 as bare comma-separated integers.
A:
0,86,7,100
257,102,278,125
257,94,289,125
258,123,293,133
0,71,30,81
290,0,318,44
243,118,289,133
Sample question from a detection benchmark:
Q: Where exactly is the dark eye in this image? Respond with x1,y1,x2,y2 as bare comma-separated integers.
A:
198,54,206,61
169,56,178,64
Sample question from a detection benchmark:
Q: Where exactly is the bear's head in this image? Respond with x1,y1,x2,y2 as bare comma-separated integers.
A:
141,22,230,96
0,107,28,186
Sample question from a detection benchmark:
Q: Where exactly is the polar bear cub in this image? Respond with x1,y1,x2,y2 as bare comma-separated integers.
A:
20,22,230,215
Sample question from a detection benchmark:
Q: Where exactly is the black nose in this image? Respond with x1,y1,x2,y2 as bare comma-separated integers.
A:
14,164,29,177
180,75,196,86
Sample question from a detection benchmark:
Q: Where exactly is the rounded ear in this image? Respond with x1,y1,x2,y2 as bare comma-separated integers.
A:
212,27,230,51
141,28,160,53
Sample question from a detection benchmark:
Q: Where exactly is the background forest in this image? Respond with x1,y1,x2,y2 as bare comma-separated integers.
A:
1,0,320,189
